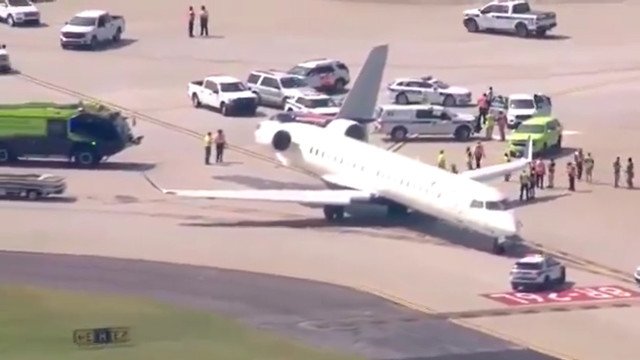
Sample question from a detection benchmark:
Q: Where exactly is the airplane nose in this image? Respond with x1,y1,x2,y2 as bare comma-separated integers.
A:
501,214,520,235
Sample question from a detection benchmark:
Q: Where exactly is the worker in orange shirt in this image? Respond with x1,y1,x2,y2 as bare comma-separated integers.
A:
473,141,485,169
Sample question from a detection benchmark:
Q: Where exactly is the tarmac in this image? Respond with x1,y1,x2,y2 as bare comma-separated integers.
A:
1,0,640,359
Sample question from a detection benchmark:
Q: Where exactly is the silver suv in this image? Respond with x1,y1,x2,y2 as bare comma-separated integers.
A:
247,70,315,109
287,58,350,93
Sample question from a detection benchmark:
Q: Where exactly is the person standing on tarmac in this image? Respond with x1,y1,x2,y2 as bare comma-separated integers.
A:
584,153,595,183
548,159,556,188
613,156,621,188
503,152,511,182
473,141,485,168
437,150,447,169
574,149,585,181
626,157,635,188
519,170,530,201
496,110,507,141
535,158,546,189
484,112,495,140
528,163,536,199
199,5,209,37
187,6,195,38
214,129,226,163
476,93,489,132
465,147,474,170
203,131,213,165
567,162,577,191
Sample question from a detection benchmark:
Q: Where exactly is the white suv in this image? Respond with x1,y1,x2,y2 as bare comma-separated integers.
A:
247,70,315,109
510,254,566,291
287,59,350,92
387,76,472,107
0,0,40,27
285,92,340,116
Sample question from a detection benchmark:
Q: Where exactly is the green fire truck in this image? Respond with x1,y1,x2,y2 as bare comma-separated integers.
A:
0,102,143,167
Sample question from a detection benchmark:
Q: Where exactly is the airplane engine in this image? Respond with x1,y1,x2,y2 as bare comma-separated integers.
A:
271,130,292,151
324,119,368,142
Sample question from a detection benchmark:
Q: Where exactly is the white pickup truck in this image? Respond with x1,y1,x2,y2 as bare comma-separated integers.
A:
60,10,125,50
463,0,557,38
505,93,552,129
0,0,40,27
188,75,259,117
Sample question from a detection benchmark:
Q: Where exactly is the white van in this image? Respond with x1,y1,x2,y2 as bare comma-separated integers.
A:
0,0,40,27
374,104,477,142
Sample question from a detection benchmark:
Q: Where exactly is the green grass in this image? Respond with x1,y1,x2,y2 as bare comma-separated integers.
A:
0,285,363,360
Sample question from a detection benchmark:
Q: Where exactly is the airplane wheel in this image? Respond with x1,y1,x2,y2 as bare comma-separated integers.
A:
323,205,345,221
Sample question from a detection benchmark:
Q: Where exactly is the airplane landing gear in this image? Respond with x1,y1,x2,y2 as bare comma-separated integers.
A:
492,236,508,255
387,204,409,217
323,205,345,221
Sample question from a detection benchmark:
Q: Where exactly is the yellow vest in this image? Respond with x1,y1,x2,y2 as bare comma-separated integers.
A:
486,115,495,126
203,135,212,146
437,154,446,168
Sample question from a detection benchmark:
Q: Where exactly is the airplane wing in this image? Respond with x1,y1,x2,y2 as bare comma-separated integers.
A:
461,136,533,182
143,173,375,206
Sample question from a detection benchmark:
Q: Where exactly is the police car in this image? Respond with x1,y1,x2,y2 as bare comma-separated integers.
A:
387,76,472,107
509,253,566,291
634,265,640,285
284,92,341,117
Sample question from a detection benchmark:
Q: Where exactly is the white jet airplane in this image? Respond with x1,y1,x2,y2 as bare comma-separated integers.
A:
147,44,533,254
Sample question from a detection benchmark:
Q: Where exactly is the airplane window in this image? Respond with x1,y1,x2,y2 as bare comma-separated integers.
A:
470,200,484,208
314,149,319,155
485,200,508,211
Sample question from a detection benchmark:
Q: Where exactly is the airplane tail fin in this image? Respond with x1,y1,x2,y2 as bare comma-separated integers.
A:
525,136,533,161
336,44,388,123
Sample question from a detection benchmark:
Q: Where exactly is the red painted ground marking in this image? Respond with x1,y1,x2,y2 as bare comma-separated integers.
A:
481,285,640,306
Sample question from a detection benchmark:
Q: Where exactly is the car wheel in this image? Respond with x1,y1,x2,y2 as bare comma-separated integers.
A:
395,93,409,105
515,23,529,38
556,135,563,149
90,36,98,50
0,147,10,164
113,28,122,42
535,29,547,38
26,190,41,201
454,126,471,141
558,268,566,284
191,94,201,108
220,102,229,116
391,127,407,142
73,149,98,167
285,107,293,112
464,18,478,33
541,276,551,291
334,78,346,92
7,15,15,27
443,95,455,107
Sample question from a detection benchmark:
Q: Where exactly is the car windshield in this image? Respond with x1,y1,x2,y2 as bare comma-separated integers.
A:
509,99,535,109
220,82,247,92
432,80,449,89
515,262,543,271
307,98,337,108
516,124,545,134
287,66,311,77
7,0,31,6
68,16,96,26
280,77,307,89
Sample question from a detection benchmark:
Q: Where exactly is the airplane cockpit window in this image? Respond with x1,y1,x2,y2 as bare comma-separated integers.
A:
485,200,509,211
470,200,483,208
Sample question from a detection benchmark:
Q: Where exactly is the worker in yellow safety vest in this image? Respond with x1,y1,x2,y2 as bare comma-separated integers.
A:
203,131,213,165
437,150,447,169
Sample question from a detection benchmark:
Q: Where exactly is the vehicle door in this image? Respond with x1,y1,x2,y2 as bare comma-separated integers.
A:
102,14,115,39
490,4,511,29
202,80,220,107
0,1,9,19
414,81,439,104
545,119,561,145
477,4,500,29
257,76,281,106
34,119,72,156
95,15,109,40
410,108,437,135
430,109,456,135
